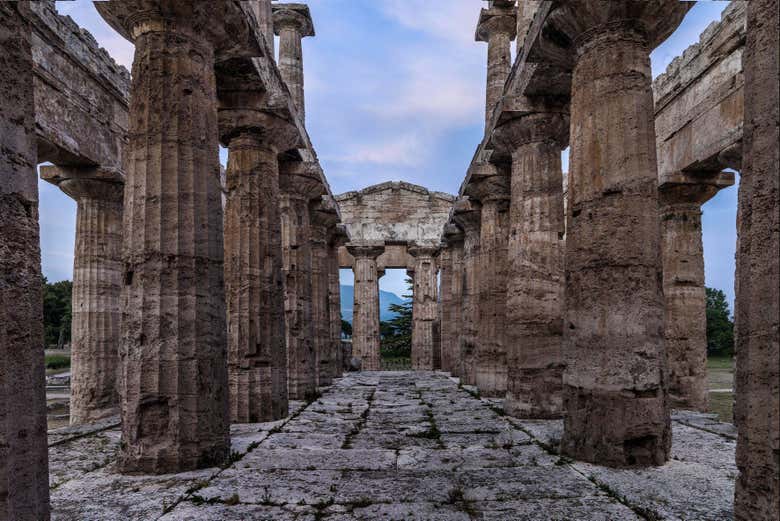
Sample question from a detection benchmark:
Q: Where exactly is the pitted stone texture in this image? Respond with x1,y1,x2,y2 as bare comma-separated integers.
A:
346,244,384,371
438,236,464,375
273,3,314,122
734,0,780,519
476,3,517,127
0,4,51,518
409,246,439,370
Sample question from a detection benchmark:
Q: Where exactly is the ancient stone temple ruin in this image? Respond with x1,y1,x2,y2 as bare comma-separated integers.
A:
0,1,777,520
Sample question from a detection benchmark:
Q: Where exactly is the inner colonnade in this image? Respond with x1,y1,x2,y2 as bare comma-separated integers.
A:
0,1,777,520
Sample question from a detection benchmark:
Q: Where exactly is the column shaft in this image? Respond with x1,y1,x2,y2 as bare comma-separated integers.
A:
459,219,481,386
561,24,670,466
0,3,50,517
486,30,512,126
119,24,229,473
224,134,288,423
327,242,343,378
310,224,332,386
278,26,305,119
410,250,438,370
476,199,509,396
505,140,565,418
734,0,779,517
280,194,316,399
67,181,123,424
350,247,383,371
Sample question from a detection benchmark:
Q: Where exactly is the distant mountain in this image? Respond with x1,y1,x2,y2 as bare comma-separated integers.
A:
340,285,408,323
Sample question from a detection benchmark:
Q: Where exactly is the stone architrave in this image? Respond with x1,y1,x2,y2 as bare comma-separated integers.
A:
409,244,440,371
347,243,385,371
492,107,569,418
0,2,50,517
279,162,325,400
734,0,779,518
94,1,263,473
558,2,691,467
273,3,315,121
440,226,465,375
41,167,124,425
659,176,733,412
219,105,300,423
476,2,517,127
310,199,339,386
452,198,482,386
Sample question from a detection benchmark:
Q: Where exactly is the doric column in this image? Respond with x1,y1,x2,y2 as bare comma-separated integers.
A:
94,2,260,473
409,244,440,371
440,225,465,375
734,0,779,518
0,3,50,517
659,178,732,412
279,162,325,400
468,178,510,397
273,4,315,122
452,198,482,386
219,105,300,423
476,3,516,127
310,198,339,387
328,224,349,378
558,3,690,467
347,243,385,371
41,167,124,425
492,107,569,419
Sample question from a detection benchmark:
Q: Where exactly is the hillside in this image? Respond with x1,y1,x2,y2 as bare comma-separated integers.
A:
340,285,408,323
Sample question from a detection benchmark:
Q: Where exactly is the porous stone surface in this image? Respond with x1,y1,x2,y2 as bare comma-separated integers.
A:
438,229,464,376
0,3,51,518
273,3,314,122
476,2,516,127
346,244,385,371
48,373,739,521
409,245,440,370
734,0,780,519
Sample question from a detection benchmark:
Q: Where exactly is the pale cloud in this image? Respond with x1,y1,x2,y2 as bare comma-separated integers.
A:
330,134,427,168
378,0,482,47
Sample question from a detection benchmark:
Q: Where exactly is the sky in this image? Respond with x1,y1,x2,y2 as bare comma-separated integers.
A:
42,1,737,309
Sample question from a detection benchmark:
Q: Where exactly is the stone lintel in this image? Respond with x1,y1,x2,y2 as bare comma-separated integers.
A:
272,3,315,37
40,164,125,195
659,171,736,207
217,106,302,150
475,6,517,42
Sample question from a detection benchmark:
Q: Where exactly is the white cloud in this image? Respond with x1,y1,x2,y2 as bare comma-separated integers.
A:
329,134,427,168
378,0,481,48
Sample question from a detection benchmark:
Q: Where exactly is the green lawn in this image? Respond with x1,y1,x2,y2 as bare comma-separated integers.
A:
45,353,71,371
707,355,734,423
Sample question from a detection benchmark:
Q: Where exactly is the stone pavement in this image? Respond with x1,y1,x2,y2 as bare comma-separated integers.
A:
48,372,737,520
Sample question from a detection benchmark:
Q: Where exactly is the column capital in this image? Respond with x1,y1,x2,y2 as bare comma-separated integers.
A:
279,160,327,201
408,243,440,259
218,104,302,152
476,6,517,42
40,165,124,202
452,197,482,234
272,4,315,37
346,242,385,260
464,172,510,206
310,196,340,229
490,104,570,153
659,171,735,207
442,223,465,246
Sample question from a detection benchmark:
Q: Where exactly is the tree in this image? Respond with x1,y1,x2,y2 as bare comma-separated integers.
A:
42,277,72,348
706,287,734,356
341,316,352,338
380,278,413,358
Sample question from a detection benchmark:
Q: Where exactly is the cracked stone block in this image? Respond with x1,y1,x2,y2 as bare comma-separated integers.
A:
49,430,120,488
474,497,643,521
334,470,456,504
239,448,397,471
194,468,341,506
457,467,599,502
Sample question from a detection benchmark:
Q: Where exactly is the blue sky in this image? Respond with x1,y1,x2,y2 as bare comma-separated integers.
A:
43,1,737,310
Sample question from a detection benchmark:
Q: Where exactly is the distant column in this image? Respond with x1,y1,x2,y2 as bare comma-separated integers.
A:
273,3,315,121
475,2,516,127
347,243,385,371
310,199,339,386
409,245,440,371
0,2,50,517
452,198,482,385
41,167,124,425
440,226,465,375
328,225,349,378
734,0,779,517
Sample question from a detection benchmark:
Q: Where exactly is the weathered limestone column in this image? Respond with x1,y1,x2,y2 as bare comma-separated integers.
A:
559,3,690,467
273,4,314,121
279,163,324,400
659,178,732,412
492,109,569,418
734,0,779,517
95,2,245,473
41,167,124,425
476,2,516,127
310,199,339,386
469,179,510,396
440,226,465,375
219,108,299,423
327,225,349,378
452,198,481,385
409,245,440,371
0,2,50,517
347,243,385,371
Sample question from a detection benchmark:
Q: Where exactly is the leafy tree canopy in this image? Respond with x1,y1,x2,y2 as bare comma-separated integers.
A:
706,287,734,356
42,277,72,347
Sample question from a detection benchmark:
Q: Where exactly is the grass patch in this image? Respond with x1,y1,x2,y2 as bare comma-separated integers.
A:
707,356,734,371
45,354,70,370
708,391,734,423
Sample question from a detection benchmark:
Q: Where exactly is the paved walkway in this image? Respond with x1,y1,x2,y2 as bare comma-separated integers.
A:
49,372,736,520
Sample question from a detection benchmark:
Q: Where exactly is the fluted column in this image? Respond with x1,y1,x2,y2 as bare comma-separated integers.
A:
219,107,299,423
660,182,730,412
0,2,50,517
347,244,385,371
453,198,481,385
273,4,315,121
42,168,124,425
735,0,779,517
310,200,339,387
476,3,516,127
279,164,324,400
440,226,465,375
94,2,249,473
328,225,348,379
559,3,690,467
492,109,569,419
409,245,439,371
